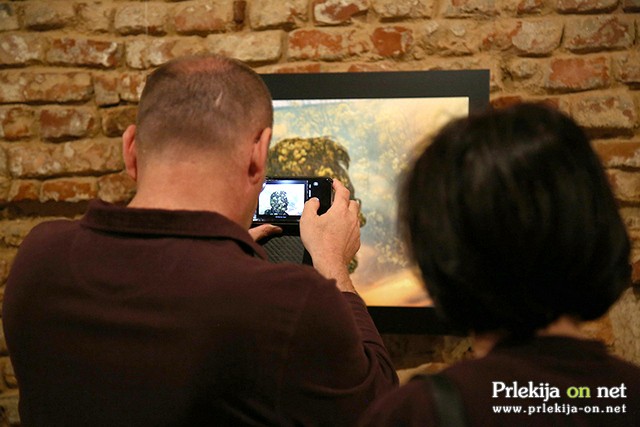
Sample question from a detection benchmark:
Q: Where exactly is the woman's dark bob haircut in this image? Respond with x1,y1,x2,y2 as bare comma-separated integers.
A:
399,103,631,336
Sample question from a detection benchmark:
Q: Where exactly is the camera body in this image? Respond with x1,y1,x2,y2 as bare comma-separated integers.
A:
252,177,333,265
252,177,333,231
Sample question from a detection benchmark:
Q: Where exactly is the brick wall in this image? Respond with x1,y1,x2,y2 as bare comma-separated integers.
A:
0,0,639,423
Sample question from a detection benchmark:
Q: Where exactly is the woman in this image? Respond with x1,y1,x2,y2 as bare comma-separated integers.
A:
361,103,640,426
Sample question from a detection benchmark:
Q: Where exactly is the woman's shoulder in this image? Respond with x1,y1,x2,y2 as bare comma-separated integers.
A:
359,376,437,427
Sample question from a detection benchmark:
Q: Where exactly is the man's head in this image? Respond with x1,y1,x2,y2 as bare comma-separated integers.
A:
134,54,273,160
400,103,631,337
122,54,274,225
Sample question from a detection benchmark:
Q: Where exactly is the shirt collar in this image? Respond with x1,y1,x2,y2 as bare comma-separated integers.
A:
80,199,267,259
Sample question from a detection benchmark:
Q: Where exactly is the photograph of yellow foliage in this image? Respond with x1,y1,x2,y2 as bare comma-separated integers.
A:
268,96,469,307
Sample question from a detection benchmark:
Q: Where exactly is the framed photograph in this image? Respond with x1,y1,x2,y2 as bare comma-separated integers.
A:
262,70,490,333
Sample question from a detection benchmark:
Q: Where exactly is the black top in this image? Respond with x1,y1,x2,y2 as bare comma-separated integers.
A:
4,200,398,426
361,335,640,426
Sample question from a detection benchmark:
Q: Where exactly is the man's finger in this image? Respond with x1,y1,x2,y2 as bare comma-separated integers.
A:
248,224,282,242
301,197,320,221
348,199,360,215
331,179,351,208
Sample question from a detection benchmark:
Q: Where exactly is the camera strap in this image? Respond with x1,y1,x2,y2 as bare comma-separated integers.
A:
415,373,468,427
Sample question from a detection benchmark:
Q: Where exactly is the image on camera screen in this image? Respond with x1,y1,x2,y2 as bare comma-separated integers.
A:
258,182,306,217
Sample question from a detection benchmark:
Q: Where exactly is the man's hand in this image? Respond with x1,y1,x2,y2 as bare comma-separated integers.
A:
248,224,282,242
300,179,360,293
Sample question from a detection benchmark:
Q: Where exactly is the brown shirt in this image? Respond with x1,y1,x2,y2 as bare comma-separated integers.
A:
360,336,640,427
4,200,398,426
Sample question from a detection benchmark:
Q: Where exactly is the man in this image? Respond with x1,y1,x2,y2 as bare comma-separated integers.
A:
3,55,397,426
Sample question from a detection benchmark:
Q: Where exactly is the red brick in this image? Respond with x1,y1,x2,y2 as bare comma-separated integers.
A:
442,0,498,17
422,56,502,92
632,257,640,286
262,63,324,74
623,0,640,11
544,56,610,92
101,106,137,137
593,140,640,168
119,72,148,103
39,108,98,141
508,61,544,90
93,73,120,106
76,2,114,33
613,52,640,86
8,140,122,179
46,37,121,69
58,140,122,175
41,178,97,203
557,0,618,13
98,172,136,204
174,0,234,34
0,249,16,285
0,218,49,248
607,169,640,203
511,20,563,56
313,0,368,25
571,93,636,134
3,357,17,388
0,72,93,104
125,38,204,70
0,183,11,206
0,34,45,65
490,96,525,109
234,0,247,24
7,144,52,178
371,26,413,58
564,16,635,53
0,4,19,32
538,98,564,110
347,63,395,72
0,176,7,205
480,21,518,52
421,21,480,56
207,31,283,64
0,145,6,175
7,180,41,203
249,0,308,30
288,28,369,60
620,207,640,230
0,107,34,141
23,1,75,31
371,0,433,18
114,3,168,36
512,0,545,14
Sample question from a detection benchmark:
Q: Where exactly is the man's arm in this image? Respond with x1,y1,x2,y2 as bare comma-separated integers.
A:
283,179,397,425
300,179,361,293
279,273,398,426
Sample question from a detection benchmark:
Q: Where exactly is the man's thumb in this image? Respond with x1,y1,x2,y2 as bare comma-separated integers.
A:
301,197,320,221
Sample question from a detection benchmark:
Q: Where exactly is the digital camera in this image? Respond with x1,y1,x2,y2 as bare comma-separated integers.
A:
252,177,333,228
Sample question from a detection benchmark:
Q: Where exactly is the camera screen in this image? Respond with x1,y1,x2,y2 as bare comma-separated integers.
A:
257,182,306,218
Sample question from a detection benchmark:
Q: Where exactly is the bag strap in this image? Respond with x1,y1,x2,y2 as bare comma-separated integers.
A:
416,373,468,427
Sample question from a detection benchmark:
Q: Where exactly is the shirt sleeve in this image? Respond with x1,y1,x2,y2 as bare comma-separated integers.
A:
358,378,437,427
278,279,399,426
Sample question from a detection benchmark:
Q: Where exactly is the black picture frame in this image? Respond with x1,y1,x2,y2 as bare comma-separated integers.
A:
262,70,490,334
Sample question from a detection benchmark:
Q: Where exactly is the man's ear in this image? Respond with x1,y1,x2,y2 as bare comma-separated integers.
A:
248,127,272,185
122,124,138,181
